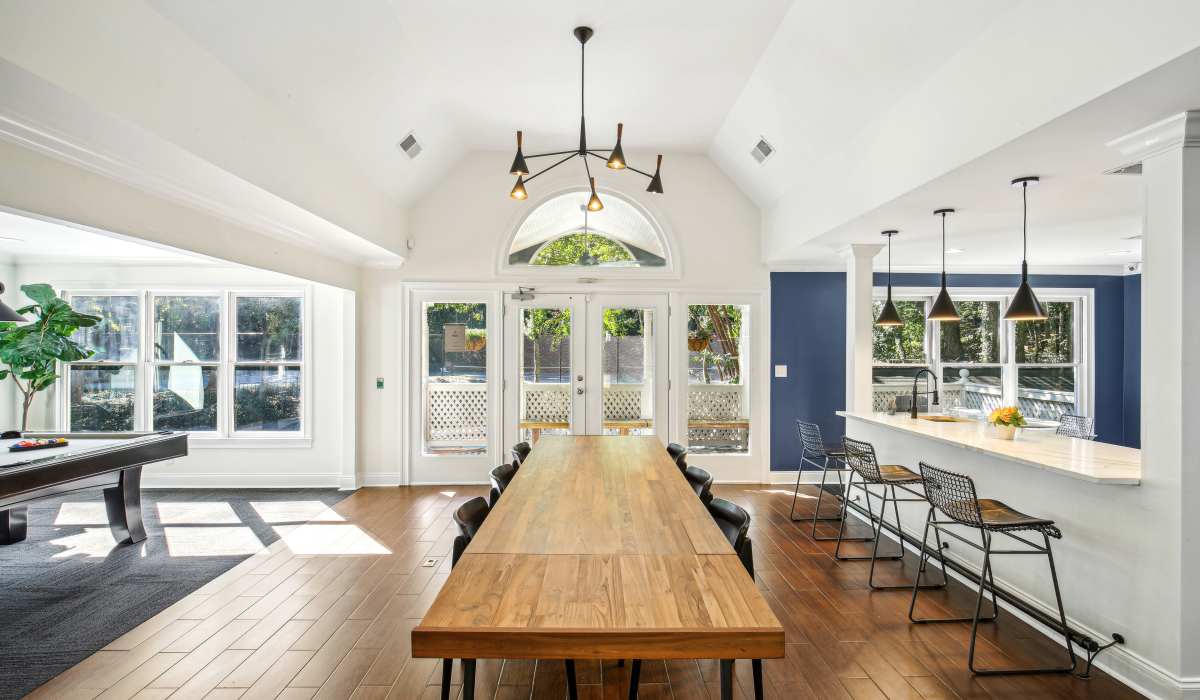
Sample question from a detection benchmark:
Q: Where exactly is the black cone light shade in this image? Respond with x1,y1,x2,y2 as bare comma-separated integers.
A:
1003,177,1048,321
606,123,626,169
0,283,25,323
646,154,664,194
876,230,903,326
509,130,529,176
927,208,960,322
586,177,604,211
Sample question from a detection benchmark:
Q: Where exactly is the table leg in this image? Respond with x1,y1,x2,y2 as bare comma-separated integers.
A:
461,659,475,700
719,659,733,700
103,466,146,545
752,659,764,700
0,506,28,545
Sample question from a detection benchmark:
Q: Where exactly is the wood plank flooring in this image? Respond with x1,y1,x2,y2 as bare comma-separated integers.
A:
28,484,1143,699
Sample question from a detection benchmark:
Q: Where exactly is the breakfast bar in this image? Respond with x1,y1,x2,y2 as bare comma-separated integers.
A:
835,411,1168,687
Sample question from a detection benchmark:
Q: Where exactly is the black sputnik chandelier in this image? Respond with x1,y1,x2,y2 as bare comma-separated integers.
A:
508,26,664,210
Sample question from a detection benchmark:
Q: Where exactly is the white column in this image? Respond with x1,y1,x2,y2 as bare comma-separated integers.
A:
1109,111,1200,682
844,244,883,413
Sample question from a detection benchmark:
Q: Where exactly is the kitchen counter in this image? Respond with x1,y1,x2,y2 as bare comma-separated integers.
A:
837,411,1141,485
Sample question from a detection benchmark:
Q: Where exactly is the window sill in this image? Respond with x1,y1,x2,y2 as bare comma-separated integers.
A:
187,436,313,449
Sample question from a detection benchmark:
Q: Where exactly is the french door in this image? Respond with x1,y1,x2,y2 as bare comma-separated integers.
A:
503,292,669,447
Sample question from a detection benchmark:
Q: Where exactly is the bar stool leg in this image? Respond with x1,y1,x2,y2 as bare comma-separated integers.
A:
565,659,578,700
834,475,886,559
867,484,940,590
627,659,641,699
719,660,734,700
909,512,997,624
440,659,452,700
814,465,872,542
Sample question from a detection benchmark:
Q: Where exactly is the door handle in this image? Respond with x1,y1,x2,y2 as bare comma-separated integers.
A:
576,387,584,395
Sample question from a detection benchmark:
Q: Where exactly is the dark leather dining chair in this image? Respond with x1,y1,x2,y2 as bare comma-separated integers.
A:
667,442,688,472
628,497,762,700
684,465,714,504
488,462,518,507
444,496,579,700
512,441,532,466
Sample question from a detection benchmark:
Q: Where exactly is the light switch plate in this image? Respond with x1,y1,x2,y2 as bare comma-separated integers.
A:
774,364,788,378
376,377,384,389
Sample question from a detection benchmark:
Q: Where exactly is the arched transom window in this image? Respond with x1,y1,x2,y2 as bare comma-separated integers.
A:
508,191,667,268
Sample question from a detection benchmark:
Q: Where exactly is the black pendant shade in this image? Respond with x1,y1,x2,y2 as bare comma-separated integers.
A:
1003,177,1049,321
876,230,904,326
0,283,25,323
507,27,664,202
927,208,960,322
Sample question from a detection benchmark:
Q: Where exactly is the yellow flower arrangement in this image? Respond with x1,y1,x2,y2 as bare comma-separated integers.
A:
988,406,1026,428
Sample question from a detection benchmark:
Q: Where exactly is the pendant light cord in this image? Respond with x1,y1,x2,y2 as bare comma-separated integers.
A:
941,212,947,282
1022,181,1029,262
887,233,893,297
580,41,586,120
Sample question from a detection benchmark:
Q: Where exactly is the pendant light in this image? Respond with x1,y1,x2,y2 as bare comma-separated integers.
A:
876,230,903,326
606,123,626,170
0,283,25,322
586,176,604,212
578,203,597,266
1003,176,1048,321
927,208,960,322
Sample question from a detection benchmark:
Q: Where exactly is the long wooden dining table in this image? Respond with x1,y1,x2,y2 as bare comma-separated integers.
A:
411,435,785,699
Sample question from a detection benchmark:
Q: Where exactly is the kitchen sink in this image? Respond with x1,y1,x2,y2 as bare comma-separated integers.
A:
916,415,973,423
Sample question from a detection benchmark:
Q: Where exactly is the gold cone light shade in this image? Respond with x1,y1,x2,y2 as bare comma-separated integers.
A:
876,230,904,326
586,177,604,211
927,208,960,322
606,123,626,169
509,131,529,176
510,176,528,200
1003,177,1048,321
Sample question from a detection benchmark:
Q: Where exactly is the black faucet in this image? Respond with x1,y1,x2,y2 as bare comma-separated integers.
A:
910,368,939,419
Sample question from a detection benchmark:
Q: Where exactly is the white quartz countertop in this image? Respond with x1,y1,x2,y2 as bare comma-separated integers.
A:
837,411,1142,485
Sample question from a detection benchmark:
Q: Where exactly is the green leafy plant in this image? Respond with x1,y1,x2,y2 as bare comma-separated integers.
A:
0,284,100,431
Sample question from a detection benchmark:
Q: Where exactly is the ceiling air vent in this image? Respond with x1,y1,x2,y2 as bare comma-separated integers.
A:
750,137,774,164
397,132,422,159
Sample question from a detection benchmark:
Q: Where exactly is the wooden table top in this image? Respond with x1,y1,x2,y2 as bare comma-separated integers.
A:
412,435,784,660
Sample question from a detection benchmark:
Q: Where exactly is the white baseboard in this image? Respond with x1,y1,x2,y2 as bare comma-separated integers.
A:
140,472,342,489
361,472,403,487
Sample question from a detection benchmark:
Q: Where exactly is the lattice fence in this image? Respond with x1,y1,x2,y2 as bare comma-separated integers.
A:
425,383,488,446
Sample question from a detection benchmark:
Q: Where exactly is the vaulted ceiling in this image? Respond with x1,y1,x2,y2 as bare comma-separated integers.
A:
2,0,1199,272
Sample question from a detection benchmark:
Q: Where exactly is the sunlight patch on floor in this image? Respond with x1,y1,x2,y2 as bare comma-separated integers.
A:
273,523,391,555
156,502,241,524
163,526,265,557
53,502,110,526
48,527,150,559
251,500,345,524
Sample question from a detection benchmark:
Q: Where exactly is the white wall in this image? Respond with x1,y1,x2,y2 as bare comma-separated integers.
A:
7,261,356,489
357,150,770,485
0,258,15,430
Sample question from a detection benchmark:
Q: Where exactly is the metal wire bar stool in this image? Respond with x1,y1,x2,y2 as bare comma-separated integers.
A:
909,461,1076,675
1055,414,1096,440
790,420,871,543
835,437,948,591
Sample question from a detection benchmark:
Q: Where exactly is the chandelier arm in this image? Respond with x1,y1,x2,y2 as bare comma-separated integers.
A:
525,149,580,159
583,151,594,181
585,150,654,179
523,153,578,184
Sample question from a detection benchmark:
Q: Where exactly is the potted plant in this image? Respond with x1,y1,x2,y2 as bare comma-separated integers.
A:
465,328,487,352
687,327,711,352
0,284,100,432
988,406,1026,441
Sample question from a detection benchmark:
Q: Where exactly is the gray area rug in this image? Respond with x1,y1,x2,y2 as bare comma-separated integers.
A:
0,487,348,699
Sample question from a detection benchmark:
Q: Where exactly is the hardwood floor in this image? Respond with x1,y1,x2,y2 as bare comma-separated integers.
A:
27,484,1142,699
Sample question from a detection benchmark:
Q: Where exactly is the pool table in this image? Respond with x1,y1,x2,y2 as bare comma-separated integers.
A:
0,431,188,545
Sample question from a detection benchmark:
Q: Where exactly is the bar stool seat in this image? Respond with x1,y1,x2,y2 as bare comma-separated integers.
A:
878,464,922,483
975,499,1060,535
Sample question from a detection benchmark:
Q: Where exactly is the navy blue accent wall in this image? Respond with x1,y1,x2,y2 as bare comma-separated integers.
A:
1123,274,1141,448
770,272,1141,471
770,272,845,472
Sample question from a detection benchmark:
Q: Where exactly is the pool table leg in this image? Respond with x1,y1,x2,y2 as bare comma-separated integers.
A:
0,506,28,544
103,466,146,545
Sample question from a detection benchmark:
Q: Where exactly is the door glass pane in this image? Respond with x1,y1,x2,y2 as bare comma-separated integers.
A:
940,301,1000,363
237,297,302,361
520,307,572,444
70,365,136,431
154,296,220,361
1017,367,1076,423
941,366,1002,415
601,308,654,436
423,302,488,455
687,304,749,454
154,366,218,431
234,365,301,431
70,295,139,362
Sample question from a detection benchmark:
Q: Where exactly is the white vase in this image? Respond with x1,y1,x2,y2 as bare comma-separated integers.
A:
992,424,1018,441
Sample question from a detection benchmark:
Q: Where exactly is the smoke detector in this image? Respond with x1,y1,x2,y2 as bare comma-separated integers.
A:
397,132,422,159
750,137,775,164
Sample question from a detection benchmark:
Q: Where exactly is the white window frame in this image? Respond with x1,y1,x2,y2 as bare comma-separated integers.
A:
871,287,1093,421
58,287,310,445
